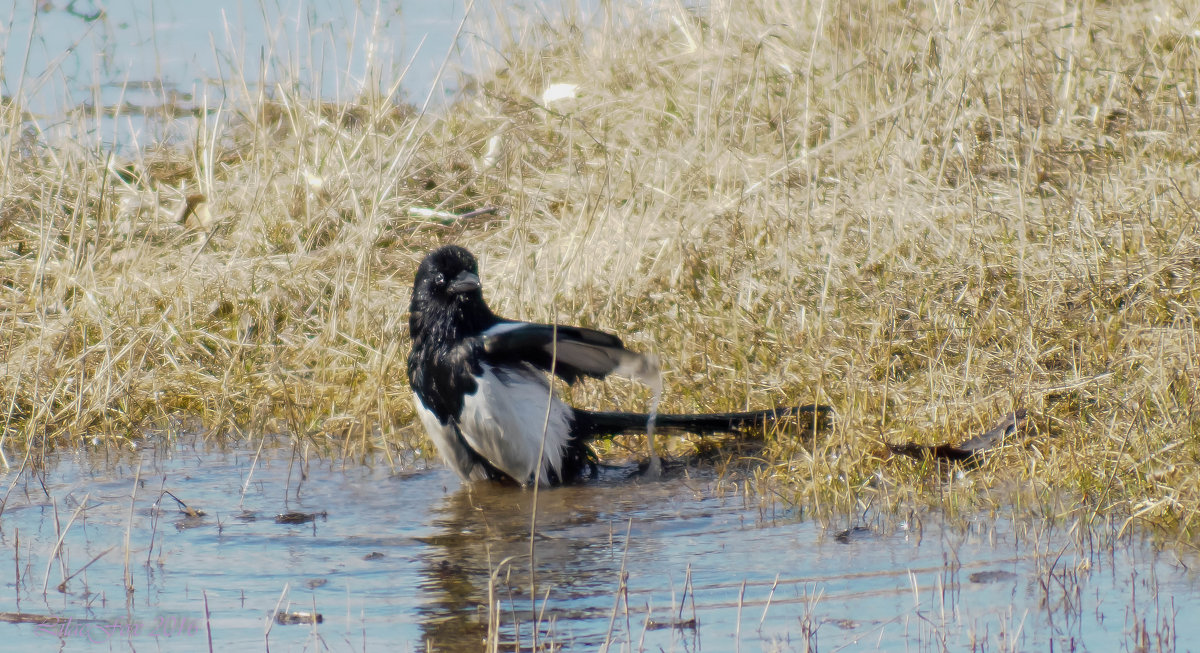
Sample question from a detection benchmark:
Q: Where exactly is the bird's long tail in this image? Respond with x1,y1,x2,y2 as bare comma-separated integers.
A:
572,404,831,439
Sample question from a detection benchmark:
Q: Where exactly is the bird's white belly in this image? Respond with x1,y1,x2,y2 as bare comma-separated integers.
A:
458,363,572,485
414,399,488,480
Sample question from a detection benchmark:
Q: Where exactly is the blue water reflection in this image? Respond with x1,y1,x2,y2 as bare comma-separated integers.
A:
1,435,1196,651
2,1,466,150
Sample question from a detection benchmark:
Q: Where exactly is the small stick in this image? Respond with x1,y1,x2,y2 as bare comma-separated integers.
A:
485,553,523,653
265,582,289,646
528,322,560,650
759,572,779,631
12,528,19,610
146,477,167,567
123,461,142,594
535,583,553,646
622,562,633,649
57,546,114,592
644,363,663,479
51,500,64,583
688,564,700,647
41,492,91,595
204,589,214,653
637,600,651,651
677,563,690,622
239,434,267,510
601,519,634,652
162,489,203,517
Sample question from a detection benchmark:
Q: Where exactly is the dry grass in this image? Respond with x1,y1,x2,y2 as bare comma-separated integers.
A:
2,0,1199,537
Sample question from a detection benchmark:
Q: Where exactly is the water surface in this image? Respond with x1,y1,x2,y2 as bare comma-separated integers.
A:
1,435,1195,651
2,1,469,150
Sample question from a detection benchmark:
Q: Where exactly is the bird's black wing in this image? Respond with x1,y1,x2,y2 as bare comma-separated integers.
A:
480,321,658,386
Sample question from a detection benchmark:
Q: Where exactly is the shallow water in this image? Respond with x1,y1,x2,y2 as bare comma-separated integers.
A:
3,1,467,150
1,435,1196,652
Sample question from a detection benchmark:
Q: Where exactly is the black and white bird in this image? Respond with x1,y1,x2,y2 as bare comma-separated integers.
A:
406,245,829,486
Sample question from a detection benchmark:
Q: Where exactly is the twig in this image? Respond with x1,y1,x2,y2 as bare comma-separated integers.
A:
41,492,91,595
123,461,142,593
56,545,114,593
486,554,523,653
265,582,289,646
146,477,167,566
601,518,633,653
240,433,268,510
204,589,214,653
759,573,780,631
529,322,559,649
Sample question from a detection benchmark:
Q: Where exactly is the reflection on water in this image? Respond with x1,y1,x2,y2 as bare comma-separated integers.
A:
0,434,1198,651
2,1,468,150
417,470,715,650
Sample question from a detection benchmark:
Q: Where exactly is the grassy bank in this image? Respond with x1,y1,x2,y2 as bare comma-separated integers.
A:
2,0,1199,538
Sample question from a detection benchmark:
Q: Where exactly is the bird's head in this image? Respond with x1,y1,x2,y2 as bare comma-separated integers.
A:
410,245,493,336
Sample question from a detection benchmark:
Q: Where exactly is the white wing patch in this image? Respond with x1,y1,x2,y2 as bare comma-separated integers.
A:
458,362,572,485
481,321,660,385
479,322,527,337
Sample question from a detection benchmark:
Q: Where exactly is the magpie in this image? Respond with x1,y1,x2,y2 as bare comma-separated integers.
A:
406,244,830,486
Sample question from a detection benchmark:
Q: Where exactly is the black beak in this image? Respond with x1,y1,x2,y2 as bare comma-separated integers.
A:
448,271,481,294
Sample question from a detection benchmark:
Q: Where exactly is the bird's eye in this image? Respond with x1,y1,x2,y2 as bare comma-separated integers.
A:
433,273,446,286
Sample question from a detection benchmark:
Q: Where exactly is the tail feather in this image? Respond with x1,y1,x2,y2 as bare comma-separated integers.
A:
572,404,832,439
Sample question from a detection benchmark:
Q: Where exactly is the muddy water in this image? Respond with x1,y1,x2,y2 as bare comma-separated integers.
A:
1,436,1197,652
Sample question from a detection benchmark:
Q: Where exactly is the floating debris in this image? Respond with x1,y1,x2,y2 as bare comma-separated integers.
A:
969,570,1019,584
645,617,697,631
162,489,204,518
274,610,323,625
0,612,71,625
274,511,327,524
834,526,873,544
